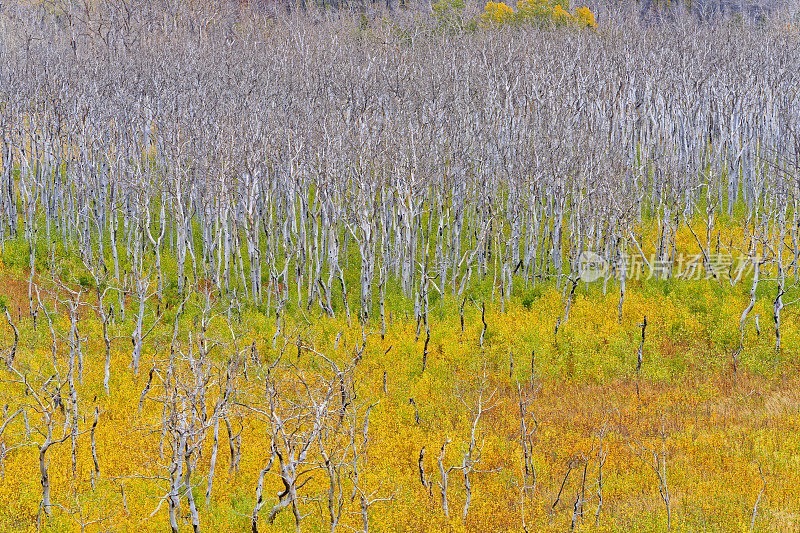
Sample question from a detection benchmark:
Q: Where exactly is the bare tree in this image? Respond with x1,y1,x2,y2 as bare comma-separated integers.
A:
1,352,75,527
629,422,672,531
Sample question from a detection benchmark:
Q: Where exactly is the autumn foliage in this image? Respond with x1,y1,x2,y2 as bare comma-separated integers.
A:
0,217,799,532
481,0,597,28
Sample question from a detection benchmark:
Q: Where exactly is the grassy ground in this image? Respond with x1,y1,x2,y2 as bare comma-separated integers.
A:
0,221,798,532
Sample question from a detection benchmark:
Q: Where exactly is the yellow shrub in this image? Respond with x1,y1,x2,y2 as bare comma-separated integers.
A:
515,0,562,24
481,1,515,26
550,3,575,25
480,0,597,29
574,5,597,27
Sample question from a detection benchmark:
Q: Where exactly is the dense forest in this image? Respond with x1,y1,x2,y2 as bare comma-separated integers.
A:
0,0,799,530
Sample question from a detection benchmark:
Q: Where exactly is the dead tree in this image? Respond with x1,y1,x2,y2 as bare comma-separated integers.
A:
349,400,395,533
2,309,18,367
1,358,74,526
750,461,766,533
594,419,610,527
130,268,162,376
517,380,539,494
33,277,91,482
251,440,277,533
435,368,499,521
436,438,456,518
457,370,498,522
246,339,345,532
629,425,672,531
136,292,218,533
636,316,646,398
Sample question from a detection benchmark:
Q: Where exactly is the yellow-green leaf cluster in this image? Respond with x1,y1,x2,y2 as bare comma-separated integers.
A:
480,0,598,29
